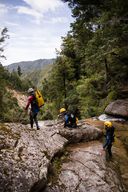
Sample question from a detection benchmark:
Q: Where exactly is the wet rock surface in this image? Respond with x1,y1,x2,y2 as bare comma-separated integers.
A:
0,120,128,192
0,121,102,192
44,141,127,192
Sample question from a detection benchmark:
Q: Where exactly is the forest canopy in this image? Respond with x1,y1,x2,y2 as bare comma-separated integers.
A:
42,0,128,118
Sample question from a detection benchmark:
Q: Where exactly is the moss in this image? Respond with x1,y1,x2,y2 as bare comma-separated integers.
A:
47,149,69,186
0,124,20,140
0,124,12,134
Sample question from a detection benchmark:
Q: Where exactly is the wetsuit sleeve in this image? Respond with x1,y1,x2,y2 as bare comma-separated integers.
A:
25,96,33,110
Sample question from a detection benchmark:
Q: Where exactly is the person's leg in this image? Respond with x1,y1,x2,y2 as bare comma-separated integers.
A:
107,143,112,157
30,112,34,128
72,123,77,128
33,113,40,130
64,114,69,127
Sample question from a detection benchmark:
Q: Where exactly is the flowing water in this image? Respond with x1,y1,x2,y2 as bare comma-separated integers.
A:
85,118,128,190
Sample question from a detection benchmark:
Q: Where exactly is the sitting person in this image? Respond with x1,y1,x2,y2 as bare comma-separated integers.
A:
59,108,78,128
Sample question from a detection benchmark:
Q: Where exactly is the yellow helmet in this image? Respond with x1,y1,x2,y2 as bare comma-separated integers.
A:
60,108,66,113
104,121,112,127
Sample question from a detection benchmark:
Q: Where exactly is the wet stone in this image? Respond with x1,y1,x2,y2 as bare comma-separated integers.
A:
0,121,127,192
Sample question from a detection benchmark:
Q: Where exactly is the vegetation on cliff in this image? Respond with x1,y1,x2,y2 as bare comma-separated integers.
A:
0,0,128,121
42,0,128,118
0,28,31,122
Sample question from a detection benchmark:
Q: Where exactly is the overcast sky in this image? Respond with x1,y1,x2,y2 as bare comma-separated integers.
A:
0,0,73,65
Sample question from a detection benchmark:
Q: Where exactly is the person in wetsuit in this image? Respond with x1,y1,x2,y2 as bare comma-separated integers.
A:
25,88,40,130
103,121,115,157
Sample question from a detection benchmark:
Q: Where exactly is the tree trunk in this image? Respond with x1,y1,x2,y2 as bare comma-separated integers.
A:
104,57,109,84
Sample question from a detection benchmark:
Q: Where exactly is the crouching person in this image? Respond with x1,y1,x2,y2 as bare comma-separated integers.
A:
59,108,78,128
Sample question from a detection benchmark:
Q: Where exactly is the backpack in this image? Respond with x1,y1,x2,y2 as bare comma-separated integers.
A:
69,113,76,124
65,112,77,128
35,90,44,108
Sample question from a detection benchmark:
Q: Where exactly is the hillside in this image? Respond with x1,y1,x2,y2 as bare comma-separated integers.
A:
22,63,53,88
6,58,55,74
6,58,55,88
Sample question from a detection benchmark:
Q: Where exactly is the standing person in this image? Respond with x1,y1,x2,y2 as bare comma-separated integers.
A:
25,88,40,130
103,121,115,158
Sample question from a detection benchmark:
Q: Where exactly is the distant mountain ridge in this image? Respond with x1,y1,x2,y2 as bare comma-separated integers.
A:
5,58,55,88
6,58,55,74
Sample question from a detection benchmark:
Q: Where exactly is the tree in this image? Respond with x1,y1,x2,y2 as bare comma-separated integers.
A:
43,0,128,118
0,27,9,63
0,28,9,119
17,65,22,76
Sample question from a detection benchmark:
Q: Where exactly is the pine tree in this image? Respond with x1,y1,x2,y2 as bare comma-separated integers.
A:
17,65,22,76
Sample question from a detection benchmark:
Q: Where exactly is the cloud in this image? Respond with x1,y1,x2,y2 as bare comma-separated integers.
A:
50,17,68,24
17,6,43,22
16,0,64,24
0,3,8,17
1,0,72,65
5,21,20,27
4,41,59,64
23,0,63,12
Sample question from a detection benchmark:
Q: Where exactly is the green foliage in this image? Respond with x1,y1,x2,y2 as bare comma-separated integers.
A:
0,27,9,61
76,74,105,117
17,65,22,76
40,109,53,120
1,91,21,122
1,0,128,121
43,0,128,119
39,102,54,120
22,63,53,88
0,28,31,122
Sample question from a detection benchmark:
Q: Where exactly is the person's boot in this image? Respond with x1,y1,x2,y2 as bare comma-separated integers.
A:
30,123,33,128
34,118,40,130
30,116,33,128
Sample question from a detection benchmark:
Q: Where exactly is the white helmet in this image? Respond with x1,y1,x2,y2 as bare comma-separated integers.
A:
28,88,34,93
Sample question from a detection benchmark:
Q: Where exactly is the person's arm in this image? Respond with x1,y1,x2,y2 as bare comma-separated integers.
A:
25,96,33,110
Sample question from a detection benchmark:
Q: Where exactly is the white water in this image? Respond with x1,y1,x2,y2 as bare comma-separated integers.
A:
98,114,126,122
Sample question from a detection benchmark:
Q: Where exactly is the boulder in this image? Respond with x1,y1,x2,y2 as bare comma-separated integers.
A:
105,99,128,118
58,125,103,143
